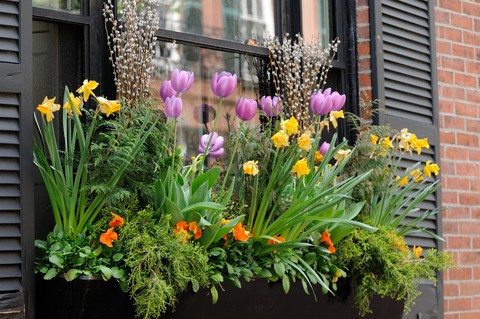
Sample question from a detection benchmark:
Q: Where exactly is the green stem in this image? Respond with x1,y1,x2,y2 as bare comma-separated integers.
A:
171,118,178,172
201,98,223,168
221,121,242,193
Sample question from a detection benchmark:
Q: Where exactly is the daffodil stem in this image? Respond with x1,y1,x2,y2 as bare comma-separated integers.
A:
221,121,242,194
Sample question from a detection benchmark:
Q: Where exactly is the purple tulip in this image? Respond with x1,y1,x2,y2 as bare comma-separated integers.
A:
260,96,282,117
164,96,182,118
170,69,194,93
236,97,258,121
160,80,177,102
319,142,330,156
211,71,237,98
199,132,224,158
330,91,346,111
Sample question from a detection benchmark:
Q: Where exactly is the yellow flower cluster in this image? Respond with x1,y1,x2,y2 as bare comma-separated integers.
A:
36,80,120,122
397,128,430,155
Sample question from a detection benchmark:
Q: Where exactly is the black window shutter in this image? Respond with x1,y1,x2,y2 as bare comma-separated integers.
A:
0,0,33,317
370,0,442,318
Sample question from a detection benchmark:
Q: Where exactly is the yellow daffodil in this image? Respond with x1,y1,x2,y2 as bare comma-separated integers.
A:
315,151,323,163
37,96,61,122
292,158,310,178
96,97,121,117
334,149,351,163
298,130,314,151
396,175,409,187
281,116,299,136
410,136,430,155
329,110,344,128
320,120,330,132
63,92,83,116
370,134,379,144
271,130,289,148
380,136,393,149
243,160,259,176
410,169,424,183
76,79,99,101
423,161,440,177
413,245,423,258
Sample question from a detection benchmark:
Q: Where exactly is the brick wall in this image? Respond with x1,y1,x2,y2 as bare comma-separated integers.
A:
435,0,480,318
356,1,480,318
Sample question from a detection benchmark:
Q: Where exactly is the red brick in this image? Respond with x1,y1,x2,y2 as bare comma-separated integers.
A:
453,43,476,60
448,297,472,312
460,312,480,319
443,314,459,319
473,237,480,249
475,18,480,33
459,252,480,265
447,268,472,281
473,267,480,280
357,25,369,39
439,99,455,113
441,161,456,175
435,8,451,24
444,220,460,234
447,236,471,249
470,179,480,192
438,69,455,83
451,14,474,30
437,40,453,55
357,41,370,55
444,207,471,219
443,115,465,130
444,146,468,160
466,119,480,134
439,0,462,12
455,74,478,88
357,10,369,24
465,61,480,76
457,133,479,147
455,102,478,117
463,2,480,16
446,176,471,190
455,164,480,179
466,89,480,103
442,56,466,71
459,221,480,235
472,208,480,220
464,30,480,46
445,283,460,297
441,131,456,144
442,85,466,100
469,149,480,161
460,282,480,296
438,25,464,42
358,58,371,71
473,297,480,310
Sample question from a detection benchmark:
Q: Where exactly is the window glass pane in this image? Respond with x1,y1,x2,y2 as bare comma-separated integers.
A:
158,0,275,42
151,41,269,157
33,0,81,13
301,0,334,47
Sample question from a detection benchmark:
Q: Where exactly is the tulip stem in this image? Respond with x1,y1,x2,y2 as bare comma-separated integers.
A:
171,118,177,172
201,98,223,167
221,121,242,194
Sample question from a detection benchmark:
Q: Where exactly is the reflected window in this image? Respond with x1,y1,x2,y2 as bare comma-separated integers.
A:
301,0,333,48
151,41,268,157
158,0,275,42
33,0,81,13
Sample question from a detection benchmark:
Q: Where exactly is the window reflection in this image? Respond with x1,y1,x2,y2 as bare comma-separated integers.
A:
33,0,81,13
151,41,268,158
157,0,275,42
301,0,333,47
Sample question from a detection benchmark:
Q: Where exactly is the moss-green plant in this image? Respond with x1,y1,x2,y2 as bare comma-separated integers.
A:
119,207,211,319
336,226,454,316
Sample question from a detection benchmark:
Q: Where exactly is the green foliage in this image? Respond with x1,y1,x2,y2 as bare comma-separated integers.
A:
336,227,454,316
35,225,126,284
119,207,211,319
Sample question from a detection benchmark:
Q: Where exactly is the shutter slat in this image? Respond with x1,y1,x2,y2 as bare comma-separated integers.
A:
0,238,21,251
0,278,22,292
0,252,21,264
0,212,20,223
0,264,21,278
0,144,19,157
0,198,20,211
0,171,19,184
0,158,20,170
0,225,21,237
0,118,19,131
0,185,20,197
0,131,19,144
0,2,19,15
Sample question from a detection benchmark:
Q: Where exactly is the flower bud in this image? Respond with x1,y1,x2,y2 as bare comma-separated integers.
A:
199,132,224,158
236,97,258,121
319,141,330,156
260,96,282,117
211,71,237,98
171,69,194,93
164,96,182,118
160,80,177,102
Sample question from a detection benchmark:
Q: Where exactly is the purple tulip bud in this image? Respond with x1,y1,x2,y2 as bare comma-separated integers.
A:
160,80,177,102
171,69,194,93
319,142,330,156
164,96,182,118
260,96,282,117
235,97,258,121
211,71,237,98
330,91,346,111
199,132,225,158
310,91,332,115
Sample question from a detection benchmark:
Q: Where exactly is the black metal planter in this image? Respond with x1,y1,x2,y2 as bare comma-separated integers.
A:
35,275,135,319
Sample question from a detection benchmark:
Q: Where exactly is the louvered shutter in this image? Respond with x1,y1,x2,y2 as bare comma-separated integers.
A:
0,0,33,317
370,0,442,318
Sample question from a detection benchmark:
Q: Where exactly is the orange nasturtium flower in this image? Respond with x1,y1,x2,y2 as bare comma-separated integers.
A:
413,245,423,258
292,158,310,178
109,212,124,227
174,220,190,243
320,230,336,253
243,160,260,176
188,221,202,240
281,116,299,136
271,130,289,148
37,96,61,122
63,92,83,116
96,97,121,117
100,227,118,248
76,79,98,101
267,235,285,245
233,223,251,242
